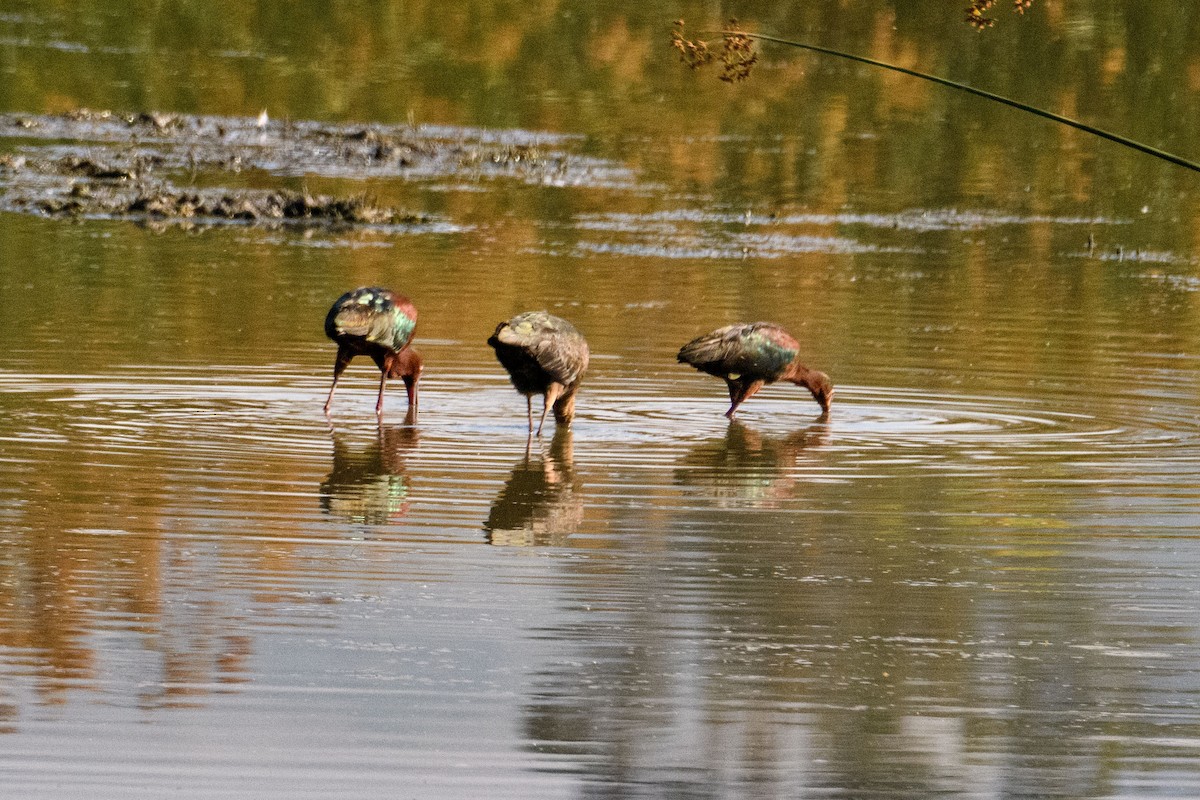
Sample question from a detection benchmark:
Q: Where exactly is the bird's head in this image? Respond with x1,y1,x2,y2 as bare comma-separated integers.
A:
801,371,833,414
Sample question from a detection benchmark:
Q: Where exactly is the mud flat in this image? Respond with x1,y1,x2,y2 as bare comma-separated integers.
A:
0,110,633,229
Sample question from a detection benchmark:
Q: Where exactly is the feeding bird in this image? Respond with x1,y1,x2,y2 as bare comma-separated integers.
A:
488,311,589,435
323,287,422,416
678,322,832,418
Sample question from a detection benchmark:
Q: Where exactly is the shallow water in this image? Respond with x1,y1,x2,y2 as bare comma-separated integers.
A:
3,2,1200,798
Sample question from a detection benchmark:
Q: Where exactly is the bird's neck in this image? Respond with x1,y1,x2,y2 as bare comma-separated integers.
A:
387,347,421,378
783,359,814,386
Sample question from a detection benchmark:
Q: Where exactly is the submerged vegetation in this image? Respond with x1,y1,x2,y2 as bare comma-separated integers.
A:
670,19,758,82
966,0,1035,30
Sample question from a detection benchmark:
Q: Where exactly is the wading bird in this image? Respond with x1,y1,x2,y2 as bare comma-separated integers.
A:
678,322,832,418
488,311,589,435
324,287,422,416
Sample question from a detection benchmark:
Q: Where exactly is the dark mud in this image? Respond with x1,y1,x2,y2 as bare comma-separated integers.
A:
0,110,628,229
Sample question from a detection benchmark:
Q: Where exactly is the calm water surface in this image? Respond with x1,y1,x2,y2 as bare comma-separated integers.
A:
2,2,1200,797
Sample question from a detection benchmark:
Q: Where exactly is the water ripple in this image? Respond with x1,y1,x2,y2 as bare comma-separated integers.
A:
1,368,1191,490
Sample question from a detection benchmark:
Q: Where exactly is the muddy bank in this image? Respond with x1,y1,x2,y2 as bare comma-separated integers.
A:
0,110,632,229
9,174,429,227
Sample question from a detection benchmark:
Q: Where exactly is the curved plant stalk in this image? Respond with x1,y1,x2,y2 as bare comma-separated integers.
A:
717,30,1200,175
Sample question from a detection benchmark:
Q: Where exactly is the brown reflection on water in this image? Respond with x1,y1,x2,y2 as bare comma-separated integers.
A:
139,619,254,712
0,380,336,713
674,418,831,507
1,529,97,706
0,484,257,711
320,410,419,525
485,428,582,546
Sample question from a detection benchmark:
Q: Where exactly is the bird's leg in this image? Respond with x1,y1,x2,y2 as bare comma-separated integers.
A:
741,380,765,405
724,378,741,418
538,383,564,436
324,348,353,415
526,395,534,434
725,379,765,419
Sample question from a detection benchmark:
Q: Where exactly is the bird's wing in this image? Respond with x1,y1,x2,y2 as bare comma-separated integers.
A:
677,324,750,370
531,331,589,385
740,323,800,374
495,313,590,384
329,290,417,351
679,323,797,378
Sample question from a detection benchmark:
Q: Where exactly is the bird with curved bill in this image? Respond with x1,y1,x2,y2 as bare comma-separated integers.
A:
488,311,589,436
678,322,832,418
323,287,422,417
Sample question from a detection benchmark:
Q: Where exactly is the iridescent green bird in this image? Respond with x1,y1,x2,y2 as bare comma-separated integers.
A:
678,322,832,418
324,287,422,416
488,311,589,435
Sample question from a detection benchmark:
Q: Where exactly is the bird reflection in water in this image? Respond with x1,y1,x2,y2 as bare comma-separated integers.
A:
485,427,583,546
675,417,830,507
320,408,419,524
